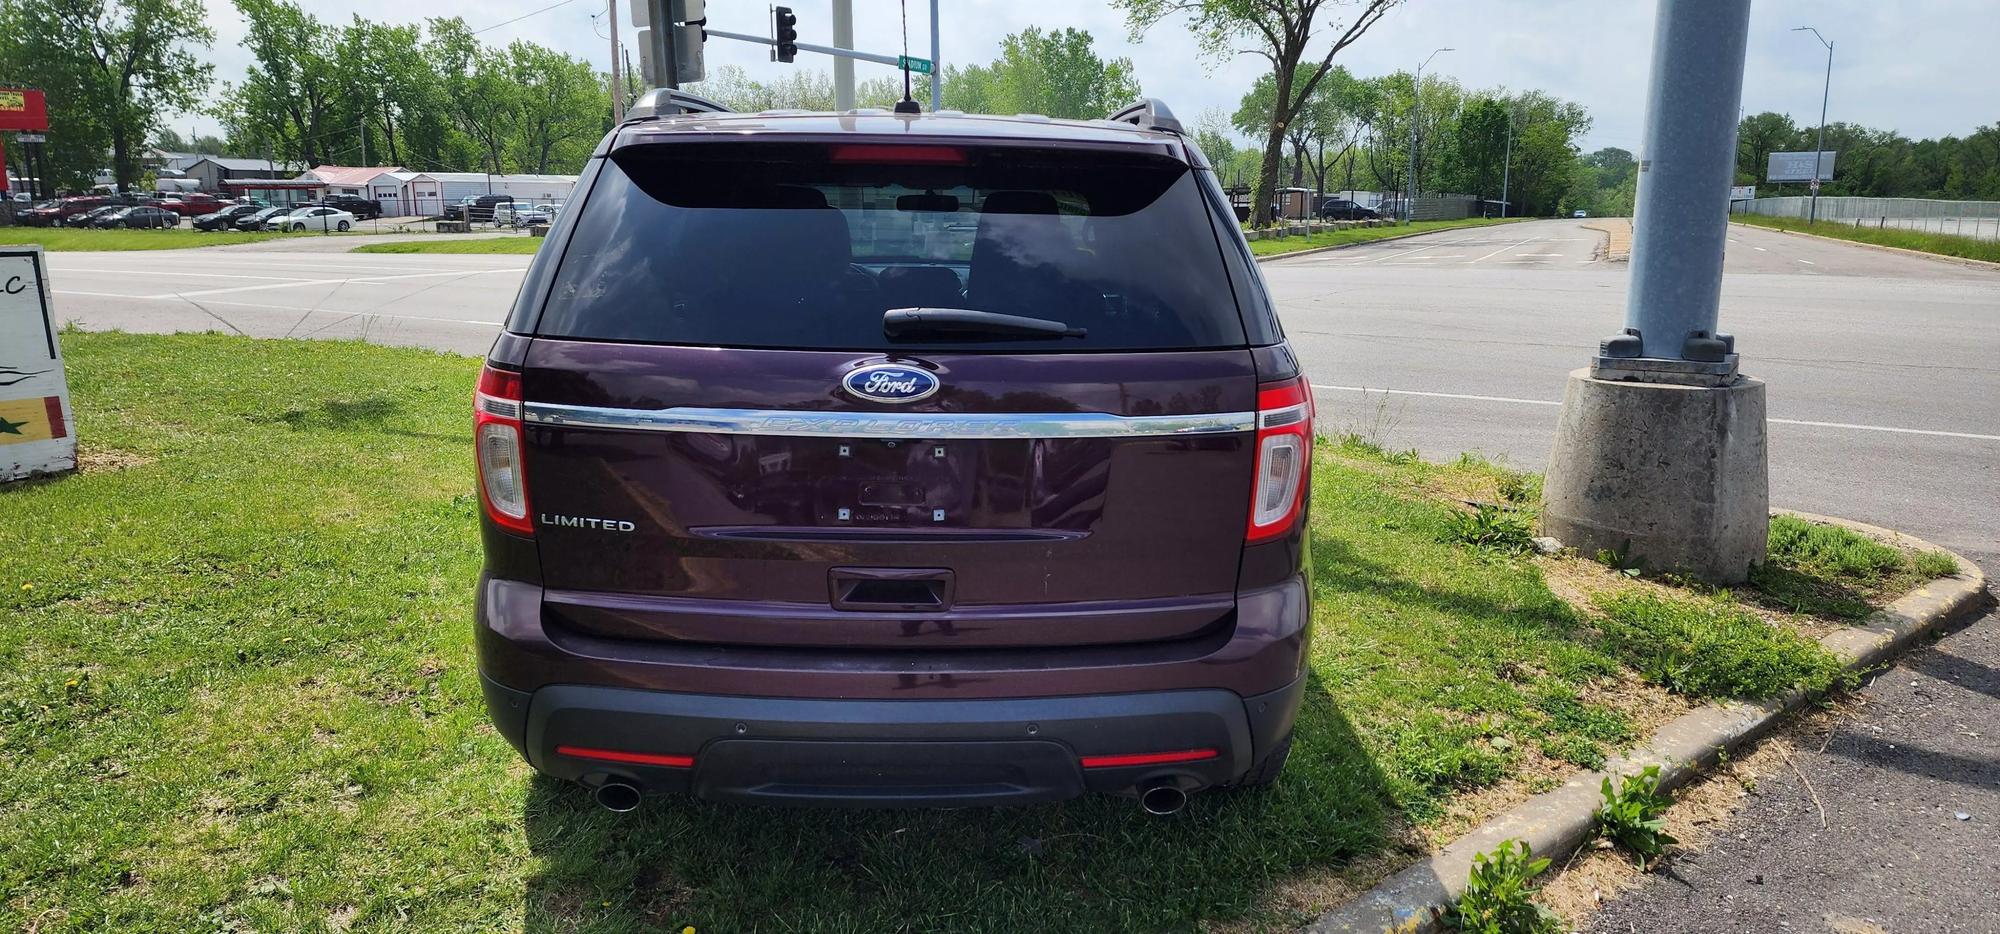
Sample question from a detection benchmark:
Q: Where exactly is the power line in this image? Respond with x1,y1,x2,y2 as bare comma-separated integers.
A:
475,0,588,35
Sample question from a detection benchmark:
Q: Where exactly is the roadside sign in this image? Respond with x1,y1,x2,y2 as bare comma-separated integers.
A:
1729,185,1755,201
14,133,44,143
1766,151,1835,182
898,55,933,75
0,246,76,482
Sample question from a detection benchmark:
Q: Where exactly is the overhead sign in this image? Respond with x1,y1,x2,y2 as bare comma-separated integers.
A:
1766,151,1835,183
0,247,76,481
898,55,933,75
1729,185,1756,201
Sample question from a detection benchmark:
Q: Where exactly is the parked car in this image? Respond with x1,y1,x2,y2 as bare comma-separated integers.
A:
318,194,383,220
23,196,110,227
193,204,267,231
490,202,550,227
95,206,181,229
474,96,1310,813
234,206,291,231
446,193,514,223
1316,198,1378,220
69,205,128,227
266,206,355,232
159,192,224,217
1572,209,1589,218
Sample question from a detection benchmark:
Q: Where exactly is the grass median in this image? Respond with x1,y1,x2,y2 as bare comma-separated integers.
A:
0,227,294,251
0,333,1949,932
1247,216,1528,257
1731,212,2000,263
351,237,546,255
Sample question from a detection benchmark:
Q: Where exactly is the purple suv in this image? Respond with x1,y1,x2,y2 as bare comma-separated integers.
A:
475,92,1313,814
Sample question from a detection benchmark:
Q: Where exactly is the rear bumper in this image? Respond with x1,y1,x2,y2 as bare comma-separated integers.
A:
482,673,1305,806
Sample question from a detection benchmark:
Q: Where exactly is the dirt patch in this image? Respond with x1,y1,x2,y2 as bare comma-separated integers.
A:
1208,850,1425,934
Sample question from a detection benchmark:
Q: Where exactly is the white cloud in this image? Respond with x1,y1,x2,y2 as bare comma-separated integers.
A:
181,0,1997,158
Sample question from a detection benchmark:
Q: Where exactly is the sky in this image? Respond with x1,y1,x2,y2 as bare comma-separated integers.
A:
180,0,1999,157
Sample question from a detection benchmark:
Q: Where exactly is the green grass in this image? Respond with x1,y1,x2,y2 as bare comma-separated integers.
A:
0,335,1909,931
1732,213,2000,264
1750,514,1959,619
1247,217,1527,257
1592,591,1844,699
351,237,545,255
0,227,295,251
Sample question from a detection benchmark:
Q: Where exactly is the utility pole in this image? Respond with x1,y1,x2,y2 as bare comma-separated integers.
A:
609,0,625,122
929,0,941,112
1500,107,1513,218
1406,48,1451,223
1794,26,1833,224
1541,0,1766,584
832,0,855,110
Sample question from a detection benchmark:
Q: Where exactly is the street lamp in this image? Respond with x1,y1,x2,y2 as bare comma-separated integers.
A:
1406,47,1452,222
1792,26,1832,223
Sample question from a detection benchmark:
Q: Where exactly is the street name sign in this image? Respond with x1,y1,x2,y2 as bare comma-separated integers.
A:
898,55,933,75
0,246,75,481
1766,151,1835,182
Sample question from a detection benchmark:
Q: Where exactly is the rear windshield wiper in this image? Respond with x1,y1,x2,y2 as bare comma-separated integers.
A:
882,307,1087,341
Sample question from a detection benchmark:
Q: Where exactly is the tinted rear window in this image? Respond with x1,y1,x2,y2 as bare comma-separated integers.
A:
535,142,1245,351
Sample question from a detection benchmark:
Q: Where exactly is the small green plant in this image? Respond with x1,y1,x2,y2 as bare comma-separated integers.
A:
1447,503,1536,554
1436,839,1562,934
1495,471,1540,505
1914,550,1959,578
1593,591,1845,699
1595,764,1677,868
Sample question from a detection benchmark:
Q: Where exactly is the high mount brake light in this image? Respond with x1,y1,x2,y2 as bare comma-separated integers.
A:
827,143,968,165
475,365,533,536
1247,377,1312,543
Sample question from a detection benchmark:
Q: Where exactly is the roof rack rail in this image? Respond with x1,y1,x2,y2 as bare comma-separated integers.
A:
1106,98,1184,135
625,88,733,121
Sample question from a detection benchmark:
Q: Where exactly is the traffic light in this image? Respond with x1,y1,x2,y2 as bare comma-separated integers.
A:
773,6,798,63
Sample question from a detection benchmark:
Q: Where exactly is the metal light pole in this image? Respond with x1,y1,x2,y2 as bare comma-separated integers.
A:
833,0,855,110
1540,0,1768,585
1499,108,1513,218
608,0,625,122
1793,26,1832,224
1406,47,1452,223
929,0,942,112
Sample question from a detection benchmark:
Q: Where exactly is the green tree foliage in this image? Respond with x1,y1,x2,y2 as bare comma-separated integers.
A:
689,66,903,113
1734,110,2000,200
1235,65,1370,195
940,27,1139,120
1566,147,1636,216
0,0,214,190
1116,0,1399,227
219,5,607,175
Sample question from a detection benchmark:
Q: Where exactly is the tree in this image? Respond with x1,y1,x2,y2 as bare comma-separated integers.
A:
1734,111,1798,185
1234,64,1368,196
941,27,1139,120
0,0,213,190
1453,97,1509,199
1117,0,1399,227
690,66,903,112
499,41,603,173
227,0,339,168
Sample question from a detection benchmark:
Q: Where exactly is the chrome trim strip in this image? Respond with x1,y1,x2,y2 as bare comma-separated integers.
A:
522,402,1256,439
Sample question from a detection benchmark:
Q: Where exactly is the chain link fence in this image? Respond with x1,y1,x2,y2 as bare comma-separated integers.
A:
1733,196,2000,241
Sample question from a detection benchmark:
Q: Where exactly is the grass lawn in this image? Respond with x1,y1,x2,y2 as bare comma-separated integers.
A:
351,237,545,255
1732,213,2000,264
1248,217,1528,257
0,227,294,251
0,334,1951,932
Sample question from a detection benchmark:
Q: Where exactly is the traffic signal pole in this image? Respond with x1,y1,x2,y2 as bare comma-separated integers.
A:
1540,0,1769,584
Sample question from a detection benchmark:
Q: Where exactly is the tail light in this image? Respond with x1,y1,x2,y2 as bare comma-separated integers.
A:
1247,377,1313,543
475,365,533,535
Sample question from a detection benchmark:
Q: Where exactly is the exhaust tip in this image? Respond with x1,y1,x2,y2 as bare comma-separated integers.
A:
1140,783,1188,816
593,781,642,813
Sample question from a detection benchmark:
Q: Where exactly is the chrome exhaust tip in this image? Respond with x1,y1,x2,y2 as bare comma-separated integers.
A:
1139,783,1188,816
593,781,642,813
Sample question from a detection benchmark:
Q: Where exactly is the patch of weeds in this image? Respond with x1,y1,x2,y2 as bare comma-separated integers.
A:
1531,683,1632,769
1495,470,1540,505
1435,839,1562,934
1595,546,1645,578
1446,503,1536,554
1751,516,1955,620
1766,516,1904,581
1593,591,1845,699
1380,719,1509,820
1913,550,1959,578
1595,764,1677,868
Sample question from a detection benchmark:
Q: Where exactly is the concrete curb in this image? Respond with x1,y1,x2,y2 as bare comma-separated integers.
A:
1727,221,2000,272
1307,513,1990,934
1578,217,1630,262
1252,221,1525,264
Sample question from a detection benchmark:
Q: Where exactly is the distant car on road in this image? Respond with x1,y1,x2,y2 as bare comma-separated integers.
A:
1317,198,1379,221
445,193,514,223
235,206,291,231
266,206,356,232
96,206,181,229
193,204,267,231
1572,209,1589,218
491,202,551,228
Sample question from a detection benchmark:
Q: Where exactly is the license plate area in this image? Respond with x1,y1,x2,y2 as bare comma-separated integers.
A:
820,439,964,526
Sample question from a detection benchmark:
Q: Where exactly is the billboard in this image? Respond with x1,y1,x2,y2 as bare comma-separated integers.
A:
0,88,49,131
1766,151,1835,183
1729,185,1756,201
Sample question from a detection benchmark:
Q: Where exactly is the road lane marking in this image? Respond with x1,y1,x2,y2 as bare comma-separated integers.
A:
53,290,502,326
156,268,521,299
1516,253,1564,257
1309,384,2000,442
1754,246,1768,252
46,269,322,283
1469,235,1541,264
1797,259,1816,265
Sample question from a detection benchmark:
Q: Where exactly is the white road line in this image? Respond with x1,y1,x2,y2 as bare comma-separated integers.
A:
54,290,501,326
1515,253,1564,257
46,268,322,283
1754,246,1768,252
1469,235,1540,264
1309,383,2000,442
158,267,519,299
1727,237,1740,243
1797,259,1816,265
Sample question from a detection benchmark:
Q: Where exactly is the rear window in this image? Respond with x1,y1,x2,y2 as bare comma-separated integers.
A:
535,142,1246,351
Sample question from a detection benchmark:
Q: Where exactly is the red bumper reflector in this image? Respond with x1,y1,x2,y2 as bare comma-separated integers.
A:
1079,748,1220,769
556,745,695,768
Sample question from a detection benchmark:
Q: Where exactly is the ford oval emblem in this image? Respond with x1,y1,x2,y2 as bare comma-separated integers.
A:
842,363,940,404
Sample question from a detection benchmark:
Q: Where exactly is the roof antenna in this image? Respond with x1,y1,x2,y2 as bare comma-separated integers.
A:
893,0,920,113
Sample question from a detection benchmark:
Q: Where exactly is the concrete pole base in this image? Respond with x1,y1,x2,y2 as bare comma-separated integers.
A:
1540,368,1769,584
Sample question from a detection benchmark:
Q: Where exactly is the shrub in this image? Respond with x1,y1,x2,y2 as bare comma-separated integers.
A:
1914,550,1959,578
1595,765,1677,867
1447,503,1535,554
1436,839,1562,934
1593,591,1844,699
